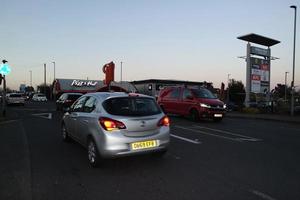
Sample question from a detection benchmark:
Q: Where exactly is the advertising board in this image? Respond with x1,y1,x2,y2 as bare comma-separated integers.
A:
250,57,270,93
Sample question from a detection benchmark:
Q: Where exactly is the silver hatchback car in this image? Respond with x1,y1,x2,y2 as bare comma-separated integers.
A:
62,92,170,167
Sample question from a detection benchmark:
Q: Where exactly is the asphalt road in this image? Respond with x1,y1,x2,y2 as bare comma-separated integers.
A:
1,101,300,200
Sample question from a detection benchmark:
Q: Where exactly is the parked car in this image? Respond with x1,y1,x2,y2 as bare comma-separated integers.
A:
157,86,226,122
6,93,25,105
62,92,170,167
56,93,82,112
32,93,47,102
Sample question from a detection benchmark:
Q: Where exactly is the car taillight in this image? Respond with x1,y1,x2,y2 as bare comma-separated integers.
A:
99,117,126,131
157,116,170,127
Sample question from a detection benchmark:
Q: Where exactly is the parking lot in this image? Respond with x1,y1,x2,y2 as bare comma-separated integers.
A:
1,101,300,200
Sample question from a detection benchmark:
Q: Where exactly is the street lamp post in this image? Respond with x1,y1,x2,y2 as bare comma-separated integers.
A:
51,61,56,100
1,60,8,117
290,5,297,116
227,74,231,103
29,70,32,87
52,61,56,81
285,71,289,102
120,61,123,82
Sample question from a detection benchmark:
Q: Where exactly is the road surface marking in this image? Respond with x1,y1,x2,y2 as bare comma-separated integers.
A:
170,134,201,144
251,190,277,200
194,125,262,141
31,113,52,120
174,125,241,142
0,119,20,125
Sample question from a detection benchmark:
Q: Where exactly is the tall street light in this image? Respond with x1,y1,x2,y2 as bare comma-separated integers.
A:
52,61,56,81
120,61,123,82
285,71,289,102
29,70,32,87
290,5,297,116
227,74,231,103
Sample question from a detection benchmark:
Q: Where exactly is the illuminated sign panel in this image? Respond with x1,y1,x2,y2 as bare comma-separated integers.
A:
250,57,270,93
71,80,98,87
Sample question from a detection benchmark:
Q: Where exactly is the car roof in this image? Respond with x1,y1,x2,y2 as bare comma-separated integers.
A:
83,92,153,101
64,93,82,95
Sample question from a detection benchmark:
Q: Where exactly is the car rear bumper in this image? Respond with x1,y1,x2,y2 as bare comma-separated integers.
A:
94,128,170,158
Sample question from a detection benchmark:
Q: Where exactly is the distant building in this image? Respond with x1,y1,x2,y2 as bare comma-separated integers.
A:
131,79,213,97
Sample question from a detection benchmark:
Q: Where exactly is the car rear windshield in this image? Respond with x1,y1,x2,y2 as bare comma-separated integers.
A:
102,97,161,116
10,94,22,97
192,88,217,99
68,95,82,100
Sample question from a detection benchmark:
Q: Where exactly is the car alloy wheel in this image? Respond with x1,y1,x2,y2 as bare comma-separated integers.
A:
87,139,101,167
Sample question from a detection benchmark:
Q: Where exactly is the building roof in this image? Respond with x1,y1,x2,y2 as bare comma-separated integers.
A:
237,33,280,47
131,79,211,85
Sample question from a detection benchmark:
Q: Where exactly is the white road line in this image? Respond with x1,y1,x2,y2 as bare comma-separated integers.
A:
0,119,20,125
194,125,262,141
174,125,241,142
170,134,201,144
31,113,52,120
251,190,277,200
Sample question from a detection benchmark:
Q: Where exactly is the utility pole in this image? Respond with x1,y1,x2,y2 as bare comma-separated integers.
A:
52,62,56,101
52,61,56,81
44,63,46,95
120,61,123,82
2,75,6,117
290,5,297,116
227,74,231,103
29,70,32,87
1,60,8,117
285,72,289,102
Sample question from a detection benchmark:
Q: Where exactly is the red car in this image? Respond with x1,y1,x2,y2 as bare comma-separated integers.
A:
157,87,226,122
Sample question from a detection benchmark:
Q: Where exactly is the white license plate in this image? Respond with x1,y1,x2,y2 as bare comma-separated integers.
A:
214,114,223,118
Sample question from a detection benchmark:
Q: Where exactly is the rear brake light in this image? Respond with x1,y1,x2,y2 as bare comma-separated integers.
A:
99,117,126,131
157,116,170,127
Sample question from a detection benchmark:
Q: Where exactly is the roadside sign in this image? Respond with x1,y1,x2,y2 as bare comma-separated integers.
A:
0,63,11,75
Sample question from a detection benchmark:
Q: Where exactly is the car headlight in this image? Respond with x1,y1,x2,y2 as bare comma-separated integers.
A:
223,104,227,109
200,103,211,108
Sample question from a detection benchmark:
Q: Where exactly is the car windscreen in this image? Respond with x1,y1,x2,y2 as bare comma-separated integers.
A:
9,94,22,98
67,95,82,101
192,88,217,99
102,97,161,116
